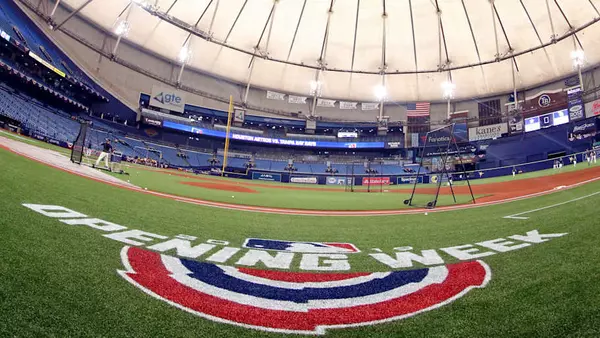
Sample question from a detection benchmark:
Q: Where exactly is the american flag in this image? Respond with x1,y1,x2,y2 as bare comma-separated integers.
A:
406,102,430,117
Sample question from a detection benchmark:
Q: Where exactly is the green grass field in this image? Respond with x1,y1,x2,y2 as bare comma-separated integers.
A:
1,139,600,337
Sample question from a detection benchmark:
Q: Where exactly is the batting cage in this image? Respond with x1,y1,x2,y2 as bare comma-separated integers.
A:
404,123,475,209
343,161,387,193
70,122,89,164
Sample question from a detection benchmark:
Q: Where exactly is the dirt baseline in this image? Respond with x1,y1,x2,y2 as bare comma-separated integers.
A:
144,166,600,202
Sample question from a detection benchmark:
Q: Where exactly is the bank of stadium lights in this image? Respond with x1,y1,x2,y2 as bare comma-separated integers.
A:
374,84,387,101
571,49,585,68
178,44,192,64
441,81,456,100
114,19,130,37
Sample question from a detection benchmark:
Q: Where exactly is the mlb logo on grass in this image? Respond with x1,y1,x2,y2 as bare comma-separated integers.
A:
150,85,186,113
243,238,360,253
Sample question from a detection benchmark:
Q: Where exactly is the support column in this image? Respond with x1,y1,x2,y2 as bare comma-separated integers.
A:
111,3,133,57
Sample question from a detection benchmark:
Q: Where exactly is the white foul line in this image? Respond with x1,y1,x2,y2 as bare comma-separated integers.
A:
503,190,600,220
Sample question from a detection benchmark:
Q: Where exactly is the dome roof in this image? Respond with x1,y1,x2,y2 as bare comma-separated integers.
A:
62,0,600,101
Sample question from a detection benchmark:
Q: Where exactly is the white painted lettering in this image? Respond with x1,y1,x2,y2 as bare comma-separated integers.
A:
206,239,229,246
205,247,240,263
147,239,215,258
370,250,445,268
299,254,350,271
477,238,530,252
22,204,87,218
60,218,127,232
508,230,568,243
103,230,167,246
440,244,495,260
235,250,294,269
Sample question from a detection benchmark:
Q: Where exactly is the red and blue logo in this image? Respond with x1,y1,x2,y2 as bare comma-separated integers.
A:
243,238,361,254
119,247,490,334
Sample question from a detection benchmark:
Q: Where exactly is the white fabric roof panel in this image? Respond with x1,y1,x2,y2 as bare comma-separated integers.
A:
62,0,600,101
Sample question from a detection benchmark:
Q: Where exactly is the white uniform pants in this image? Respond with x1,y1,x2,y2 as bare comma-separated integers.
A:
95,152,110,168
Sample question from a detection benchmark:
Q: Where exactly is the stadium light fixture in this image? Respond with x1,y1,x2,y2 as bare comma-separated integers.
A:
442,81,456,100
374,84,387,101
571,49,585,68
178,45,192,64
114,19,130,37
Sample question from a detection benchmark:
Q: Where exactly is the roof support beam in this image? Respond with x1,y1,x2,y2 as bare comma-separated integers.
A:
177,0,219,85
545,0,557,42
589,0,600,17
225,0,248,43
243,0,278,105
52,0,94,31
286,0,307,61
489,0,500,61
510,54,519,111
140,3,600,76
378,0,388,119
310,0,335,117
554,0,583,50
350,0,360,71
111,2,133,58
50,0,61,18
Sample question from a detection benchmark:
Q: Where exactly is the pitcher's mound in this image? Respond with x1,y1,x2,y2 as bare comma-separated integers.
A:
181,181,258,193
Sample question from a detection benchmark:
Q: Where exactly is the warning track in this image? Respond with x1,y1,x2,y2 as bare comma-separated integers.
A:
2,135,600,217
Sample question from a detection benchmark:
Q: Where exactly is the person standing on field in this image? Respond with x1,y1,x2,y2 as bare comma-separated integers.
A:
94,139,113,170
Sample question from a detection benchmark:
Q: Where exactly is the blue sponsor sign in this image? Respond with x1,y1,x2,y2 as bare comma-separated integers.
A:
397,176,423,184
163,121,385,149
252,172,282,182
567,87,585,121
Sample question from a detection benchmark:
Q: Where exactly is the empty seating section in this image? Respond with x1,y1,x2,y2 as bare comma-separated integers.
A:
0,83,423,174
0,3,95,90
0,87,79,142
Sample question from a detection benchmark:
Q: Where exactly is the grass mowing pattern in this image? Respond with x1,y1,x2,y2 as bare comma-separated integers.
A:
1,146,600,337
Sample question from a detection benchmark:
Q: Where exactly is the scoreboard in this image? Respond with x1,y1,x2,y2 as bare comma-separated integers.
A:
524,109,569,132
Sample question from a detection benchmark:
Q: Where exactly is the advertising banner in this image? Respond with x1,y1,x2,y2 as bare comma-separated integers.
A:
266,91,285,100
317,99,336,107
508,112,524,134
234,108,245,123
568,118,597,142
338,131,358,138
340,101,358,110
567,87,585,121
397,176,424,184
468,123,508,141
385,141,403,149
142,116,163,127
252,172,282,182
521,90,567,117
362,177,391,185
31,131,46,141
288,95,307,104
421,129,452,146
326,177,353,185
453,122,469,143
585,99,600,118
150,85,186,113
290,176,318,184
162,121,386,149
361,103,379,111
